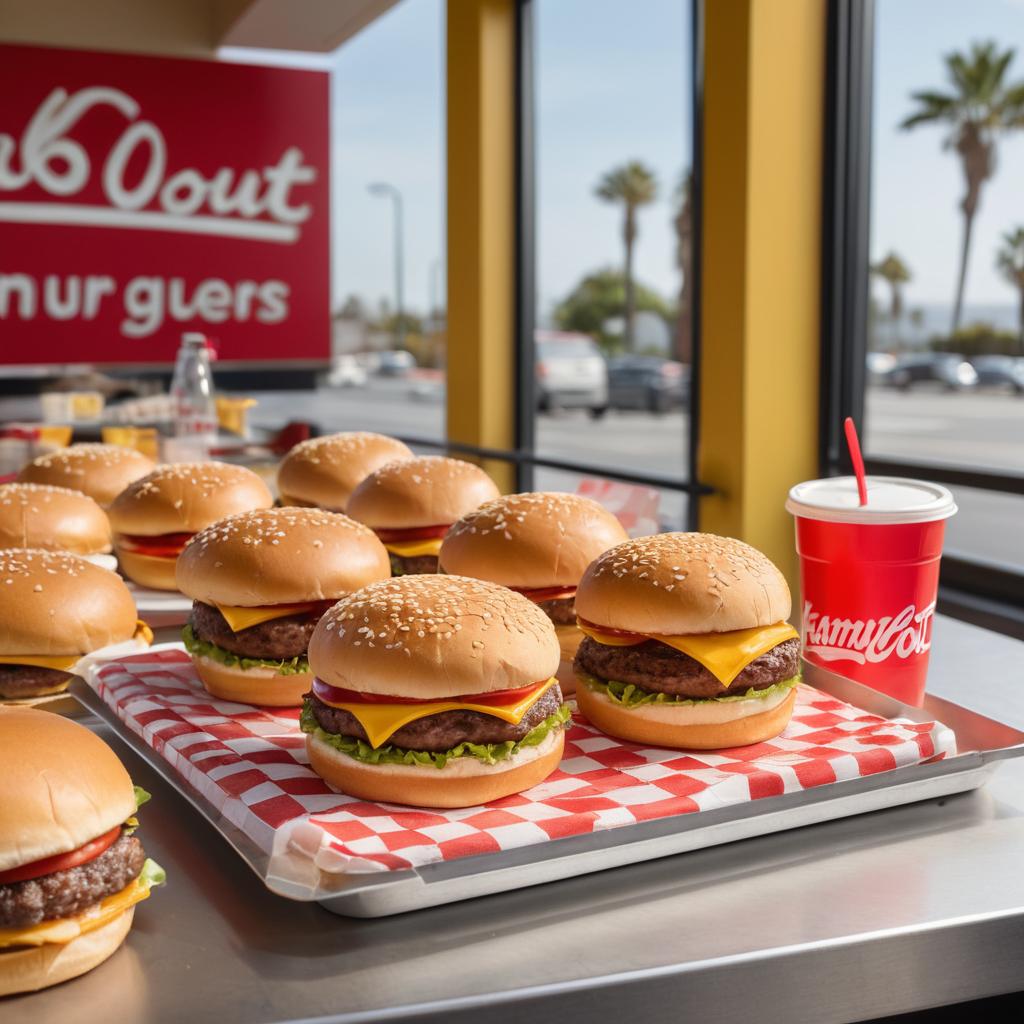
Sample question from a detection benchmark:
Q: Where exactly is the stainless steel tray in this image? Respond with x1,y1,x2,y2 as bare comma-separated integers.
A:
69,660,1024,918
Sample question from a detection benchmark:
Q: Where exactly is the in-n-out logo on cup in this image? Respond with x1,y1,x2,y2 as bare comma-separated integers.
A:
801,600,936,665
0,43,329,362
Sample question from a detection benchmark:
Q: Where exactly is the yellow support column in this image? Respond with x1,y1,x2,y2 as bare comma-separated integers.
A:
446,0,517,492
699,0,824,585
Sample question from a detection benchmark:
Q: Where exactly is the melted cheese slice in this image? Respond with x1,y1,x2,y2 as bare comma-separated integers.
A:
0,652,79,671
214,601,320,632
384,537,444,558
135,620,154,646
316,678,556,748
0,875,152,948
577,621,799,687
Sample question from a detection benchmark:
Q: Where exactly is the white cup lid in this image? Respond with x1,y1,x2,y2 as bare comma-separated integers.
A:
785,476,957,525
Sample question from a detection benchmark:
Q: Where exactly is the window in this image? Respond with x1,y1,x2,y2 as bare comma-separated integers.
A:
824,0,1024,634
519,0,700,531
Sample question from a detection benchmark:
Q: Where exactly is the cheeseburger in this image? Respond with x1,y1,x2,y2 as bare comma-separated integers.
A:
277,432,413,511
347,456,500,575
303,575,570,808
176,507,391,706
107,462,273,590
0,707,165,996
0,483,115,569
0,550,146,701
439,492,628,694
573,533,800,749
18,443,154,508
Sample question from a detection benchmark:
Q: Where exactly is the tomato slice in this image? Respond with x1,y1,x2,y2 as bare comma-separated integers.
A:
0,825,121,885
577,617,648,642
118,532,194,558
374,524,451,544
512,585,577,604
312,677,547,707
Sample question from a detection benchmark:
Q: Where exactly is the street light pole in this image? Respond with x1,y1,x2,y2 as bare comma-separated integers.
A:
368,182,405,351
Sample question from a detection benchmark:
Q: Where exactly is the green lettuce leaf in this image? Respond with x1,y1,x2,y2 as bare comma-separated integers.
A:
182,624,310,676
388,554,406,577
139,858,167,888
300,699,571,770
133,786,151,810
579,671,801,708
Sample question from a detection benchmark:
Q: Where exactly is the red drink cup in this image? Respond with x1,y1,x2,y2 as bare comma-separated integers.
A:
785,476,956,706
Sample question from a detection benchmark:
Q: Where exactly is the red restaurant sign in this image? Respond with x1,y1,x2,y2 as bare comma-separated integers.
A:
0,44,329,363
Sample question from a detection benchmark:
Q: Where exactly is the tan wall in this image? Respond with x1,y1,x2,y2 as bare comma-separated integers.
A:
0,0,245,57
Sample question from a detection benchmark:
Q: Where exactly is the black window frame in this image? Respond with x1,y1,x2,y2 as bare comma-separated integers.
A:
821,0,1024,639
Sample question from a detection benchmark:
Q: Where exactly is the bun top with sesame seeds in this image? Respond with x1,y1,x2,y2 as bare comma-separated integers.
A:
574,532,791,635
0,483,112,555
308,574,561,698
277,432,414,512
106,462,273,536
0,549,138,656
346,456,501,531
18,443,155,508
439,491,629,588
176,507,391,606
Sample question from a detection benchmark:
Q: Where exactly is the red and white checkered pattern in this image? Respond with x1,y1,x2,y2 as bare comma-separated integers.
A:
90,649,955,878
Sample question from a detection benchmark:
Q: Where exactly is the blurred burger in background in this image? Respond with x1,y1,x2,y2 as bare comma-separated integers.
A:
0,483,116,570
574,533,800,750
303,575,569,808
176,507,391,706
347,456,500,576
0,707,164,996
277,432,413,512
108,462,273,590
0,550,145,702
18,443,154,508
439,492,628,694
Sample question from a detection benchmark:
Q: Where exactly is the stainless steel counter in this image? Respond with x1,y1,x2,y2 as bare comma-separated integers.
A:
6,615,1024,1023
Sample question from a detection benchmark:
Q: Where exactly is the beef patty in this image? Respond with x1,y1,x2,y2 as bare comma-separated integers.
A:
0,665,73,700
537,596,576,626
390,553,440,576
575,636,800,699
0,832,145,929
307,682,564,752
189,601,327,661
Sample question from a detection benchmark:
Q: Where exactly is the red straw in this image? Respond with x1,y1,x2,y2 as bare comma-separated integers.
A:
844,416,868,506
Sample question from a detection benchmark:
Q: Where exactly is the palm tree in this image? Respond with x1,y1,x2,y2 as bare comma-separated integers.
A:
902,41,1024,333
673,169,693,364
996,227,1024,354
595,161,658,350
871,252,912,348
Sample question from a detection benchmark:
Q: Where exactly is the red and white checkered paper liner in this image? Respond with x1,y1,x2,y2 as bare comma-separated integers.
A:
90,649,955,882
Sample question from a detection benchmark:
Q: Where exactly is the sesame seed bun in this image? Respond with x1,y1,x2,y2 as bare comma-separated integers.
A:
277,432,413,511
18,444,154,508
0,550,138,657
347,456,500,531
575,532,792,635
107,462,273,537
575,680,796,750
0,483,111,556
0,706,137,871
306,727,564,809
308,575,560,699
439,492,629,588
176,507,391,606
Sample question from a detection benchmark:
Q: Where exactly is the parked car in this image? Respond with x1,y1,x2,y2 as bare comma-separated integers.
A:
535,331,608,418
608,356,689,413
866,352,897,384
376,350,417,377
969,355,1024,394
882,354,978,391
323,355,368,388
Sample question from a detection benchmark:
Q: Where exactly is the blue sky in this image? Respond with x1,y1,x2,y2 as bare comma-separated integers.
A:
230,0,1024,317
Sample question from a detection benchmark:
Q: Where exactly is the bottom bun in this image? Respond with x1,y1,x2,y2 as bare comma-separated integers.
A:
575,680,797,750
115,547,179,590
554,625,582,696
306,728,565,808
554,658,577,697
191,655,312,707
0,907,133,996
